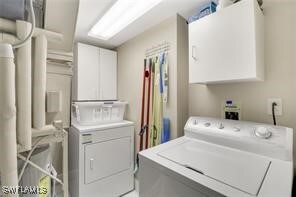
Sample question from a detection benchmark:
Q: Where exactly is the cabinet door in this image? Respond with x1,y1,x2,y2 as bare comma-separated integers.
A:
189,0,258,84
99,48,117,100
76,43,100,100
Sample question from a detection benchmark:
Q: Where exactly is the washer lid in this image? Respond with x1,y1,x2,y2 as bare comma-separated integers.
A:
158,140,270,196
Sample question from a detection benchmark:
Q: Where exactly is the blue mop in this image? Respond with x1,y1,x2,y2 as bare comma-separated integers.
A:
161,118,170,143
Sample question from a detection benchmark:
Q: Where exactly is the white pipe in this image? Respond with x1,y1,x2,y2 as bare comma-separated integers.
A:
31,125,58,138
0,33,18,44
0,18,63,43
13,0,35,49
34,28,63,43
33,35,47,129
16,20,32,151
0,43,18,196
0,18,16,34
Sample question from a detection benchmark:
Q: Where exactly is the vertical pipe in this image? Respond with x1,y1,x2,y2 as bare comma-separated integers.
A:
16,20,32,151
33,35,47,129
0,43,18,196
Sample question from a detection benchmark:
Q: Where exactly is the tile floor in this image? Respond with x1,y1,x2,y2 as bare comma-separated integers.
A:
122,190,139,197
58,179,139,197
122,179,139,197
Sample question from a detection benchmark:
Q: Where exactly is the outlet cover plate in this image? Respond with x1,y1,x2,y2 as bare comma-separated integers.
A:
267,98,282,116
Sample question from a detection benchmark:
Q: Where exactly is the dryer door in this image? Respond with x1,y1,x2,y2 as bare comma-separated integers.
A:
84,137,131,184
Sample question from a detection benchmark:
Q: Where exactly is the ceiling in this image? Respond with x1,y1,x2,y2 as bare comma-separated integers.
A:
75,0,207,49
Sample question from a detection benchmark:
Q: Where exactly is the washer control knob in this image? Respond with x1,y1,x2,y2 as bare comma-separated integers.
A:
254,126,272,139
204,122,211,127
192,119,198,125
233,126,241,132
218,123,224,129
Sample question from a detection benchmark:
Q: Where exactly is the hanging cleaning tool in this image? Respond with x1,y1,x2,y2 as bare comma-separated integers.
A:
160,53,170,143
149,58,155,147
137,59,147,172
138,58,153,151
136,58,152,172
156,55,164,146
159,53,169,144
145,59,152,149
149,57,157,147
162,53,169,103
139,59,147,151
161,118,170,143
159,53,164,94
149,56,163,147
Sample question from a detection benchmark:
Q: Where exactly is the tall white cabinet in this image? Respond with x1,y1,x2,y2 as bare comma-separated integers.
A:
189,0,264,84
73,43,117,100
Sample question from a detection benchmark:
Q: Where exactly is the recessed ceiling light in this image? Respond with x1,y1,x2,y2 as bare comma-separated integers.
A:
88,0,163,40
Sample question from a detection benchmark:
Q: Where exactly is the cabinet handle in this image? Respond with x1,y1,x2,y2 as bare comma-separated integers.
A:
192,45,197,61
90,158,94,170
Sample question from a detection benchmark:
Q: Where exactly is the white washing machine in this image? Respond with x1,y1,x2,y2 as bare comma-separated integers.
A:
139,117,293,197
69,121,135,197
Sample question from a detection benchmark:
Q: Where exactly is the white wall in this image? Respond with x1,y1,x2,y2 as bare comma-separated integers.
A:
189,0,296,168
177,15,189,135
45,0,79,52
46,63,73,174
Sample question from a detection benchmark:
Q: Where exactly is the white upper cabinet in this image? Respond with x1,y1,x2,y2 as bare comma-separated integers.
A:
73,43,117,101
189,0,264,84
99,48,117,100
74,43,99,100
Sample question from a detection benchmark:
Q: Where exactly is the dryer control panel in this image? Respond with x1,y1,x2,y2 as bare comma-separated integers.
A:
184,117,293,161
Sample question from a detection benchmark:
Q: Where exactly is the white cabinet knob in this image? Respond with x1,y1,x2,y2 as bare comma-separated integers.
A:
254,126,272,139
192,120,198,125
233,126,241,132
218,123,224,129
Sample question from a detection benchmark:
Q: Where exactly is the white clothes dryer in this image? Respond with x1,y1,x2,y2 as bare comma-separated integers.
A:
69,121,135,197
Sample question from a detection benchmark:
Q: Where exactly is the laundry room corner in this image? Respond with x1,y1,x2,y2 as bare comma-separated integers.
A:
188,0,296,171
1,0,295,196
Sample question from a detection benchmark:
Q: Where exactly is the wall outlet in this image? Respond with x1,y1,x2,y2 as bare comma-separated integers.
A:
267,98,282,116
